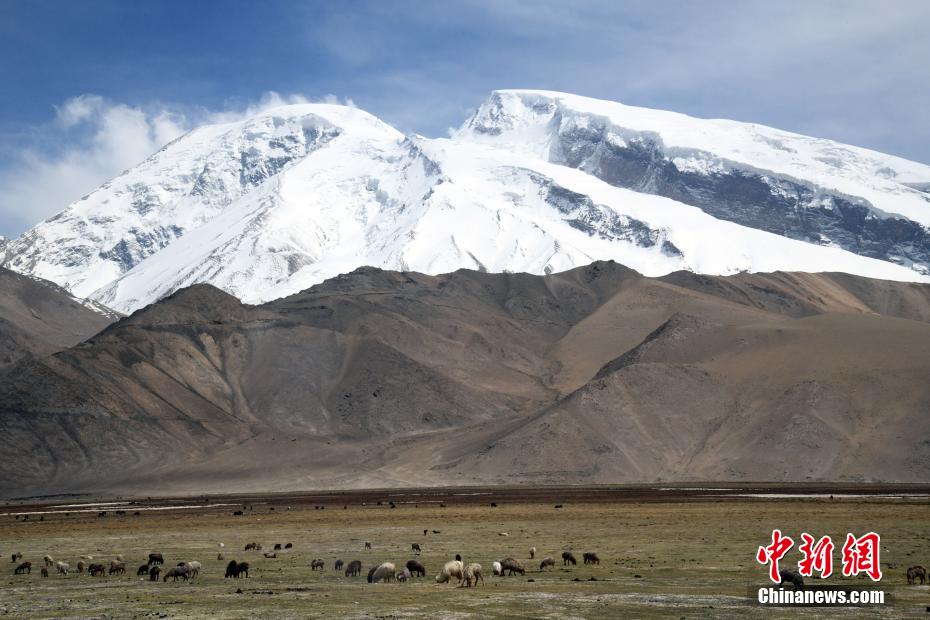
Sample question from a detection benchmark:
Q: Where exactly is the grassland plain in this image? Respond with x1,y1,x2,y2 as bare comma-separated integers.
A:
0,493,928,619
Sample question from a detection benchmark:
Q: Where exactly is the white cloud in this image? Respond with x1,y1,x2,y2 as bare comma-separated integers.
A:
0,91,333,237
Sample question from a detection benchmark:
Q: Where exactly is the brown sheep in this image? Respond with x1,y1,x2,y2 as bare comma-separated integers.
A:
539,557,555,570
364,541,372,550
41,567,49,578
583,552,600,565
163,565,191,581
14,561,31,574
235,562,250,578
88,563,106,577
334,559,344,571
109,561,126,575
310,559,324,571
11,552,22,563
500,558,524,576
43,555,54,567
461,563,484,587
907,565,927,585
149,566,161,581
411,543,421,553
345,559,362,577
225,560,240,578
77,560,85,573
137,564,150,576
406,559,426,577
561,551,577,566
148,553,164,565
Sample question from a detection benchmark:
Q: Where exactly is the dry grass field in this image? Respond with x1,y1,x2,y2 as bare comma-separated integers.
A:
0,490,928,618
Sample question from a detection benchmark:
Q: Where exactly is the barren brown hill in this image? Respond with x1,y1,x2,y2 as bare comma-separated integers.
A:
0,267,114,371
1,261,928,497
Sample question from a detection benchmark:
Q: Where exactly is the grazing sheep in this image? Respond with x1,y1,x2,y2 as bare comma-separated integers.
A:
183,561,202,578
285,543,293,549
163,565,191,582
364,542,372,550
778,569,804,590
529,547,536,559
263,552,276,559
115,554,124,562
41,567,49,578
43,555,54,567
411,543,421,553
461,563,484,587
369,562,396,583
109,561,126,575
396,567,411,582
334,559,344,571
217,553,224,561
149,566,161,581
11,552,22,563
137,564,150,576
244,542,258,551
310,559,325,571
435,560,464,584
500,558,524,576
148,553,164,565
539,557,555,570
77,560,85,573
274,544,282,551
583,552,600,565
345,560,362,577
224,561,250,578
492,561,503,576
406,559,426,577
14,561,31,574
56,561,69,575
88,563,106,577
906,565,927,585
561,551,577,566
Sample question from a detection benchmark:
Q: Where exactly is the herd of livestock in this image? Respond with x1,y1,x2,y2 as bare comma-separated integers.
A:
9,543,602,587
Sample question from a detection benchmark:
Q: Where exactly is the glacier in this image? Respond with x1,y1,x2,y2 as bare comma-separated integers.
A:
3,91,929,314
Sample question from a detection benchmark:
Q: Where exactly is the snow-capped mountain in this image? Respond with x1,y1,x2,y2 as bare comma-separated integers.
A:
4,91,930,313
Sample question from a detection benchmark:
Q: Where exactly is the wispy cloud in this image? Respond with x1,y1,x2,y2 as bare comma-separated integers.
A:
0,92,354,236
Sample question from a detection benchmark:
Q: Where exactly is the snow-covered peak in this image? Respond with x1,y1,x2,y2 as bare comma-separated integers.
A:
4,91,930,314
459,90,930,225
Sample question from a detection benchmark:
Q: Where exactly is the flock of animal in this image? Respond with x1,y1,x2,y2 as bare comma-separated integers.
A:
9,552,200,582
9,542,601,588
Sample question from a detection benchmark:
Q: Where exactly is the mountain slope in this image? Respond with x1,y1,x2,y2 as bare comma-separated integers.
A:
1,262,929,496
3,93,929,313
457,90,930,273
0,267,114,371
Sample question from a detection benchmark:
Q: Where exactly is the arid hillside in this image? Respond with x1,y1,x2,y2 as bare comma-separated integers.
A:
1,261,929,496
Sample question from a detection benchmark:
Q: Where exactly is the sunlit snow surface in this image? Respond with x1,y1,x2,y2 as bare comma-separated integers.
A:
5,92,930,313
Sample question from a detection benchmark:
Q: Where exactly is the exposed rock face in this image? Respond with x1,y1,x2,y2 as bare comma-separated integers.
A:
0,267,114,371
1,261,929,497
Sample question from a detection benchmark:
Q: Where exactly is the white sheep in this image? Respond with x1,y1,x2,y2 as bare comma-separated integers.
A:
396,567,411,582
529,546,536,559
435,560,464,584
43,555,54,567
183,561,202,578
461,563,484,587
55,561,69,575
370,562,396,583
492,561,503,576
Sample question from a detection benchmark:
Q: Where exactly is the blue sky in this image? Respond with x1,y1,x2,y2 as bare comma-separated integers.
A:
1,0,928,237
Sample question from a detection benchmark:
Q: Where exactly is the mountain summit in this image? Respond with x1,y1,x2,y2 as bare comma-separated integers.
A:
4,91,929,313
